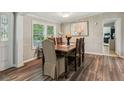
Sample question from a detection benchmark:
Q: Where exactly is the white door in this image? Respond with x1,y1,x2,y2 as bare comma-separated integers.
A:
0,13,13,71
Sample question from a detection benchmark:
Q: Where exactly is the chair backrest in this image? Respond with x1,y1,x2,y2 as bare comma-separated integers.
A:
48,37,56,45
42,39,57,64
75,38,80,54
56,37,63,45
79,38,85,53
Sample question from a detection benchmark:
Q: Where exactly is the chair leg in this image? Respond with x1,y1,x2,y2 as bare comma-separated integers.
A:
82,53,84,66
78,56,81,67
42,67,44,75
55,69,58,81
74,57,77,71
42,57,45,75
82,54,84,62
42,64,44,75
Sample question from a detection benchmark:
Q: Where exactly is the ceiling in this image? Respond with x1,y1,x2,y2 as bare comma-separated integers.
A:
26,12,103,23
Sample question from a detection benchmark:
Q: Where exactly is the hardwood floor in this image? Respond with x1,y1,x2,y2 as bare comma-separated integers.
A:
76,55,124,81
0,54,124,81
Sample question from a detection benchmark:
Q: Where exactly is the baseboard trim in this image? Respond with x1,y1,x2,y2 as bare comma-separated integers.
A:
23,57,37,63
13,57,37,68
85,52,119,57
0,67,6,71
85,52,104,56
16,62,24,68
120,56,124,59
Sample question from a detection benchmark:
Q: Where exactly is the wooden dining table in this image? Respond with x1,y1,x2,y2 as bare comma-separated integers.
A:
55,44,76,53
55,44,76,77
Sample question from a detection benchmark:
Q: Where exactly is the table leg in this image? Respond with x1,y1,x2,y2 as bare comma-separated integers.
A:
65,54,69,78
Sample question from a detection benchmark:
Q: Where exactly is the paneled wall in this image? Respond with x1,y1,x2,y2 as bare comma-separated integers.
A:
61,12,124,56
23,15,61,61
23,12,124,61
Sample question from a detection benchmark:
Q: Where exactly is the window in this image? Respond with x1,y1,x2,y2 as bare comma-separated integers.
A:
47,25,54,37
32,20,56,49
32,24,44,49
0,15,9,41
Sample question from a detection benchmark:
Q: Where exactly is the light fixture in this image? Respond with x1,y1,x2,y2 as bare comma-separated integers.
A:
59,12,72,18
62,13,70,18
94,22,98,25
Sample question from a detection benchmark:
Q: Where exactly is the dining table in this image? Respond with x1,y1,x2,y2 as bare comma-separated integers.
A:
55,44,76,78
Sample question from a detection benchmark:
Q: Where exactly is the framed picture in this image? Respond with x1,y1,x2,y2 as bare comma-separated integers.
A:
71,21,89,36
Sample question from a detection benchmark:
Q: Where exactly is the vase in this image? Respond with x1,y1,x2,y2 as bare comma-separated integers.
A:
67,38,70,45
66,36,71,45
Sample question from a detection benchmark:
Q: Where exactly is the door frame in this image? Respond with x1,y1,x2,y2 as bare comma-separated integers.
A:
102,18,121,56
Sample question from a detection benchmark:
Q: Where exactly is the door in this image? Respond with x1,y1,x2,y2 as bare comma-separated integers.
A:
0,13,13,71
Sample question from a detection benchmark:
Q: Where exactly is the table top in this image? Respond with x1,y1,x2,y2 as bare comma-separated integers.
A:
55,44,76,53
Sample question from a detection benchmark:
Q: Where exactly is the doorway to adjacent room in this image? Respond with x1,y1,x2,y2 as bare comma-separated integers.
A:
102,18,121,57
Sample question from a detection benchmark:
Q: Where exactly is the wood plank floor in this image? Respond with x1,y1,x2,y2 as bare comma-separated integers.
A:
0,54,124,81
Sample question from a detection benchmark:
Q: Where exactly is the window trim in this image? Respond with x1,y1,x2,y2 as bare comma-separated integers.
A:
46,24,56,37
31,20,56,49
32,20,45,49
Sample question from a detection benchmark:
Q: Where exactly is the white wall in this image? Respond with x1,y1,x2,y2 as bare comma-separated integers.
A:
23,12,124,62
23,15,61,61
61,12,124,56
61,14,103,54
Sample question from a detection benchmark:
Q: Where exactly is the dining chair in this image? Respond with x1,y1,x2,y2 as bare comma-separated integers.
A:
42,39,65,80
56,37,63,45
75,38,82,67
79,38,85,66
68,38,81,71
48,37,56,45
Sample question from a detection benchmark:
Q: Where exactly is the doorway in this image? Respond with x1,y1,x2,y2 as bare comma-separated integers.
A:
102,18,121,56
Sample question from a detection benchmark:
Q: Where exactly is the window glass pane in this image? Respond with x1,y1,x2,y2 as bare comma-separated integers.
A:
0,15,9,41
47,25,54,36
32,24,44,48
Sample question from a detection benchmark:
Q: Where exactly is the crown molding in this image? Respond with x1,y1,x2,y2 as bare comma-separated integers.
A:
20,12,104,24
79,12,104,21
25,13,61,24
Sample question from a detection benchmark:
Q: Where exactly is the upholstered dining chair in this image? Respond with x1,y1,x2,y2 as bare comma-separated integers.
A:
42,39,65,80
48,37,56,45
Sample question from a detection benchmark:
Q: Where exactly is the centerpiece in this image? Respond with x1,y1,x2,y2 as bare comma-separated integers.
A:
65,34,72,45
